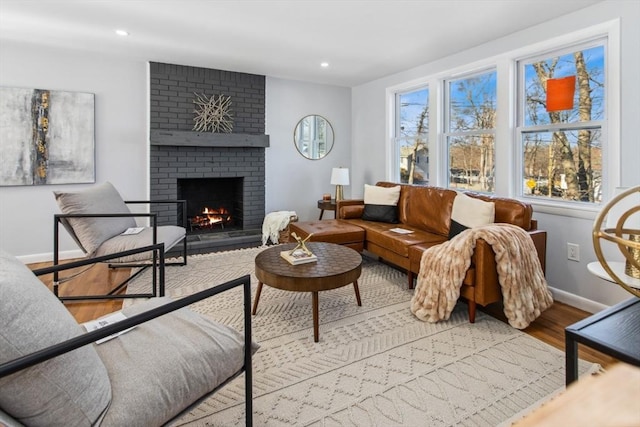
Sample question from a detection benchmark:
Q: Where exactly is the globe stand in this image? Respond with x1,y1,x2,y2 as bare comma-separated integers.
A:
592,186,640,297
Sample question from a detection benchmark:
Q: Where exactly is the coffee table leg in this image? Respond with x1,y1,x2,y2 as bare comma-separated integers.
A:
312,291,319,342
252,282,263,315
353,280,362,306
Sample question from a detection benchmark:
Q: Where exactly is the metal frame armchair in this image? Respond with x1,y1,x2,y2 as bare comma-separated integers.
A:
52,182,188,301
0,245,254,426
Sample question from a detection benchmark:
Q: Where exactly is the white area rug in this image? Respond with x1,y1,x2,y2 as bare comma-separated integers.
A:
126,247,598,426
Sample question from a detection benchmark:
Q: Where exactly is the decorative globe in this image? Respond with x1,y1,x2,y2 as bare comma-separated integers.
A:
592,186,640,297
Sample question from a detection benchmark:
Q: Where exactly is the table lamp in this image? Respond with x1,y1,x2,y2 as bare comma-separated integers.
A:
330,167,349,201
592,186,640,297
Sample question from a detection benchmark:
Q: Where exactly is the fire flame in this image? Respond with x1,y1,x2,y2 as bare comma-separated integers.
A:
201,207,230,225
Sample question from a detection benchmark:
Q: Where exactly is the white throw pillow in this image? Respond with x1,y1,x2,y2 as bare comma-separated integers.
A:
449,192,495,238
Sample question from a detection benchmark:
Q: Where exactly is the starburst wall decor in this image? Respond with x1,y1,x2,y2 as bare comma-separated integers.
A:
192,92,233,133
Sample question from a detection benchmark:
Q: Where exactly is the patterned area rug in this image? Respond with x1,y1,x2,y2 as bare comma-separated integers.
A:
126,247,598,426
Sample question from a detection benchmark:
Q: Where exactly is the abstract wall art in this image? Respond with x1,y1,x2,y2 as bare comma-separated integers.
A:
0,87,95,186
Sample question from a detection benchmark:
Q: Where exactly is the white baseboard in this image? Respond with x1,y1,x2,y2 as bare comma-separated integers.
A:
548,285,609,314
17,249,85,265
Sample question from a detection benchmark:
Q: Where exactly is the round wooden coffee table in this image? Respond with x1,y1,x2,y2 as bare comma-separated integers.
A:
253,242,362,342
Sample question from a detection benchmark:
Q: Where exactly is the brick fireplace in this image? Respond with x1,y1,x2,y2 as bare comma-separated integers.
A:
149,62,268,253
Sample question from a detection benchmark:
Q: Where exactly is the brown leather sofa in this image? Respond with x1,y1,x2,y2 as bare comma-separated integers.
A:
336,182,547,322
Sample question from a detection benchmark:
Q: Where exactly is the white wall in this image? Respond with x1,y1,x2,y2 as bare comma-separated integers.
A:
0,42,149,261
265,78,351,222
0,42,351,261
352,0,640,310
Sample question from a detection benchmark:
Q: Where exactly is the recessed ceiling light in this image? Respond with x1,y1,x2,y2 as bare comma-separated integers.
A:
320,62,329,68
115,29,129,36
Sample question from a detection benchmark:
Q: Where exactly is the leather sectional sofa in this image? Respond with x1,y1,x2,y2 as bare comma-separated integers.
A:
289,182,547,323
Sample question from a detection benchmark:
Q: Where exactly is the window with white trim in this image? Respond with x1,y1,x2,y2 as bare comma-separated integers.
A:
444,69,497,193
517,40,605,204
394,87,429,184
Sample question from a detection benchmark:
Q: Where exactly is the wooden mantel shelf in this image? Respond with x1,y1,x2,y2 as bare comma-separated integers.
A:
150,130,270,148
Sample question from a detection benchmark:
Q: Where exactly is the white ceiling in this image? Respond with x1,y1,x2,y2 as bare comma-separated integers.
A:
0,0,603,87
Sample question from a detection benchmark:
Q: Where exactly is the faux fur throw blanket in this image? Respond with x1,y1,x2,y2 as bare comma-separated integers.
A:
262,211,297,245
410,223,553,329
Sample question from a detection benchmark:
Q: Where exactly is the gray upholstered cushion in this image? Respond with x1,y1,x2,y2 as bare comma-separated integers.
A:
54,182,136,254
94,225,185,263
0,250,111,426
97,297,254,425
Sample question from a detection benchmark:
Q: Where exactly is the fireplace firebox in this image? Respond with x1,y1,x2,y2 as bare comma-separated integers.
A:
178,178,243,234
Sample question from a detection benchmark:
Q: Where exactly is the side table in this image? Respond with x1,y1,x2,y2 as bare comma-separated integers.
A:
565,297,640,385
317,199,336,220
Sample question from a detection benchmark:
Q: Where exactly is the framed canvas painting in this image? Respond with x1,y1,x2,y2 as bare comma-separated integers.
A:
0,87,95,186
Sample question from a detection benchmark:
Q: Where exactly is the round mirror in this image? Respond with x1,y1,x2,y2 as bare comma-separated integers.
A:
293,115,334,160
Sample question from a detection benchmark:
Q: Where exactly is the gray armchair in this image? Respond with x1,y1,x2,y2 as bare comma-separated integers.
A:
0,246,255,426
52,182,188,301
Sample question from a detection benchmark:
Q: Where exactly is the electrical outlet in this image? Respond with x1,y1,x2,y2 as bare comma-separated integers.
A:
567,243,580,262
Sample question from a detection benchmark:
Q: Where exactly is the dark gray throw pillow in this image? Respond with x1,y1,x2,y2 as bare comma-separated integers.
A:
361,184,401,223
362,204,399,223
448,219,470,239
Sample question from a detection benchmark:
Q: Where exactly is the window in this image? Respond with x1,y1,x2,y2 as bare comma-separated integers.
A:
444,69,497,193
518,41,605,204
394,87,429,184
388,23,615,210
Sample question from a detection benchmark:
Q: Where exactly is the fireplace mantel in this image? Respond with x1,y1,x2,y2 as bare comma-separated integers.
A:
150,130,270,148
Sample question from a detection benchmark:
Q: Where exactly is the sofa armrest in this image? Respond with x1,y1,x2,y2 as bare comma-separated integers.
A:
470,227,547,305
336,199,364,219
528,229,547,273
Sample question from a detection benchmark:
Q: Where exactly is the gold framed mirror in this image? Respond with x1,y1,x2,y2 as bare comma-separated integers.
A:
293,115,334,160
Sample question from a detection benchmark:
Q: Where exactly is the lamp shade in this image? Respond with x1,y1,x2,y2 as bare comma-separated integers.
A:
330,168,350,186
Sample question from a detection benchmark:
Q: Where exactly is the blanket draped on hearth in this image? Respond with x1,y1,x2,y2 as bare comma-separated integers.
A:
410,223,553,329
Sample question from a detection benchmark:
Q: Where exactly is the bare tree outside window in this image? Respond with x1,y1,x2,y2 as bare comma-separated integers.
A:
397,88,429,184
446,70,497,193
520,44,605,203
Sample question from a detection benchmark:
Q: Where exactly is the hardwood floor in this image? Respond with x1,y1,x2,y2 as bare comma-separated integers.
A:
30,258,620,369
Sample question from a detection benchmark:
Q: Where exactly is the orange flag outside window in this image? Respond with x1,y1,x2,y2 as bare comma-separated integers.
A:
546,76,576,112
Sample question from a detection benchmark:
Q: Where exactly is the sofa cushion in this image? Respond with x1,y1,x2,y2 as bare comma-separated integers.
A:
289,220,365,246
361,184,401,223
98,297,258,426
448,192,495,238
399,184,457,236
54,182,136,254
0,250,111,426
94,225,186,263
